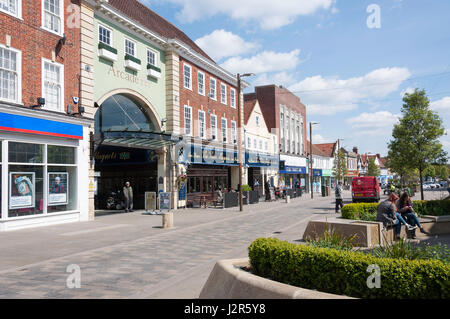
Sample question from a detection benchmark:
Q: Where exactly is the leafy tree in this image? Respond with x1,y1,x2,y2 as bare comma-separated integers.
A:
332,150,348,182
423,165,436,180
367,158,381,177
387,89,447,200
435,165,449,180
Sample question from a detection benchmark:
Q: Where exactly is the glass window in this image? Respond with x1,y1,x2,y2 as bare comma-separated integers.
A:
198,111,205,139
230,89,236,108
9,142,43,163
231,121,236,144
48,145,75,164
221,118,227,142
47,166,77,213
0,0,17,15
195,177,200,193
43,60,62,112
248,137,251,148
125,39,136,57
43,0,62,34
221,83,227,104
147,49,156,66
8,165,44,217
210,78,216,100
99,25,112,46
184,64,191,89
0,46,18,102
211,115,217,140
184,106,192,136
198,72,205,95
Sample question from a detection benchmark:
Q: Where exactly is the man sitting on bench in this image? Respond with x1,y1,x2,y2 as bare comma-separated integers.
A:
376,193,417,240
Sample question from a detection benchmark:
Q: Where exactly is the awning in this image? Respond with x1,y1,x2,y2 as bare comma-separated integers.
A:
94,131,181,151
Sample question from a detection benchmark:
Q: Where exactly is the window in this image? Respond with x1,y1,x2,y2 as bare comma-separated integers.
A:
230,88,236,108
221,118,227,142
210,115,217,140
210,78,216,100
198,110,206,139
198,71,205,95
253,139,257,150
43,0,62,35
231,121,236,144
0,46,20,103
259,140,263,150
125,38,136,57
220,83,227,104
147,48,157,66
42,59,63,112
256,116,260,126
0,0,19,17
248,137,251,148
99,25,112,46
280,113,284,151
184,64,192,90
265,141,268,151
184,106,192,136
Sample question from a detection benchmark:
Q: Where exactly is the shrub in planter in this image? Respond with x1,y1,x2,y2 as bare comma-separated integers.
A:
249,238,450,299
341,203,378,221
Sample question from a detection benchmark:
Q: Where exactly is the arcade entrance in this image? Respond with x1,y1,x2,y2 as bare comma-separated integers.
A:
94,93,175,211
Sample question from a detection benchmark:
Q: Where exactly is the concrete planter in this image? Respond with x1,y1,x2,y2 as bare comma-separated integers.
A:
98,48,117,62
199,258,354,299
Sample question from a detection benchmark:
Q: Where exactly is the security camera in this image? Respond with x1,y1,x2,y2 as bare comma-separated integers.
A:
73,97,79,104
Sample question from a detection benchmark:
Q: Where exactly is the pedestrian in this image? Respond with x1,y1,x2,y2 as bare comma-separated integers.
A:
397,192,428,238
123,181,134,212
376,193,416,240
265,180,271,201
335,181,344,213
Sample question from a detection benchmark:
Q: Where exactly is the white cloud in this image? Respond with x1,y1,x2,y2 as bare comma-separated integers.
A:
149,0,335,30
400,87,415,97
252,72,297,88
346,111,400,136
288,67,412,115
221,49,301,75
431,97,450,114
312,134,327,143
195,30,259,61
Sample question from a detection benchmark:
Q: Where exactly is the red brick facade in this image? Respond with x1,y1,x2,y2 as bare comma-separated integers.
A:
245,85,307,155
0,0,81,112
179,57,239,144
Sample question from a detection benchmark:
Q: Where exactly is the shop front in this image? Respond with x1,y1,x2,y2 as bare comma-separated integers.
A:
312,169,322,193
0,107,91,231
178,141,239,207
246,151,279,197
279,155,309,193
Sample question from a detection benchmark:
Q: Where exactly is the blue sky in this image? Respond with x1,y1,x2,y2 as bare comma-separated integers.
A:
143,0,450,157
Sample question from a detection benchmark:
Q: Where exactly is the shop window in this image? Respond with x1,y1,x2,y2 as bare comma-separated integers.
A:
48,145,75,164
0,140,2,218
9,142,43,163
47,166,77,214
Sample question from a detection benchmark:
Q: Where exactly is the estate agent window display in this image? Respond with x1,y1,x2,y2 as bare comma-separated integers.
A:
6,141,77,218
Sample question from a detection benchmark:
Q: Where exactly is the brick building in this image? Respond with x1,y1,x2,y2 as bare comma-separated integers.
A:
0,0,92,230
245,85,309,192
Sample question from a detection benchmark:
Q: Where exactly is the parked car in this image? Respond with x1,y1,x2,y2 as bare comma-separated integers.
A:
352,176,381,203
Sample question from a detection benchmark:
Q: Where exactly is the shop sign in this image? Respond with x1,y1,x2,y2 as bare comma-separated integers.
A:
245,151,279,168
313,169,322,177
48,172,69,206
280,166,307,174
159,192,171,211
9,172,35,209
0,112,83,140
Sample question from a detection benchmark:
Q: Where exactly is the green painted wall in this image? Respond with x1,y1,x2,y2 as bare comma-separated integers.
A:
93,15,166,123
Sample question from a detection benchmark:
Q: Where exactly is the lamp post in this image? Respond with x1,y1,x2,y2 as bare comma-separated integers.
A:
309,122,319,199
337,139,344,184
237,73,255,212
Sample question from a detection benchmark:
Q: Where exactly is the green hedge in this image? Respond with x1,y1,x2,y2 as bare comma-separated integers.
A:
342,200,450,221
248,238,450,299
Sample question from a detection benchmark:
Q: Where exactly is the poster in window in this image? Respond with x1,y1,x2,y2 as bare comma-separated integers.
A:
48,173,69,206
9,172,35,209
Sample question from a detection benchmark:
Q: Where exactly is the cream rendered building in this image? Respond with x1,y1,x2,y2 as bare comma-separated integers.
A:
243,99,279,196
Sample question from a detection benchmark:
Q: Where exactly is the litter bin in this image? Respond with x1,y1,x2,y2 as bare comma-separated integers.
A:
321,185,326,197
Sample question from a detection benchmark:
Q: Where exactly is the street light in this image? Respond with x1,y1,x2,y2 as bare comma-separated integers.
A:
237,73,255,212
337,139,344,184
309,122,319,199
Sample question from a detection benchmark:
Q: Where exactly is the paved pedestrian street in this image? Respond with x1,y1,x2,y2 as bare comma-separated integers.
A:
0,194,341,299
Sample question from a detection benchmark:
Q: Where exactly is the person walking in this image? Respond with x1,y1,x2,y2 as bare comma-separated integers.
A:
335,181,344,213
123,181,134,212
377,193,416,240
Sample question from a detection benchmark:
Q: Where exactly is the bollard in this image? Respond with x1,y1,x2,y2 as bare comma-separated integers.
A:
162,212,174,229
285,195,290,203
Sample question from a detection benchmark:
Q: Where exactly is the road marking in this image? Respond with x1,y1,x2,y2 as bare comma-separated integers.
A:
60,224,131,236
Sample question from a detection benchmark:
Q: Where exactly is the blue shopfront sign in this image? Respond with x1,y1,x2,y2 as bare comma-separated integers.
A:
280,166,307,174
245,151,279,168
0,112,83,140
313,169,322,177
183,144,238,166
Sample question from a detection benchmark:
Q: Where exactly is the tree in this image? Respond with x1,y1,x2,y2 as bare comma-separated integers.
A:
332,150,348,182
387,89,447,200
435,165,449,181
367,158,381,177
423,165,436,180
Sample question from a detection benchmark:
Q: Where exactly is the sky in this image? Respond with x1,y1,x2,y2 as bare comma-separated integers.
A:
142,0,450,157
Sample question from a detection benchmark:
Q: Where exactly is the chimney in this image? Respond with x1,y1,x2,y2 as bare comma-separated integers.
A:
353,147,358,154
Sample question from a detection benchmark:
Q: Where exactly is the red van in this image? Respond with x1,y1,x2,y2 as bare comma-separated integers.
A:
352,177,380,203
